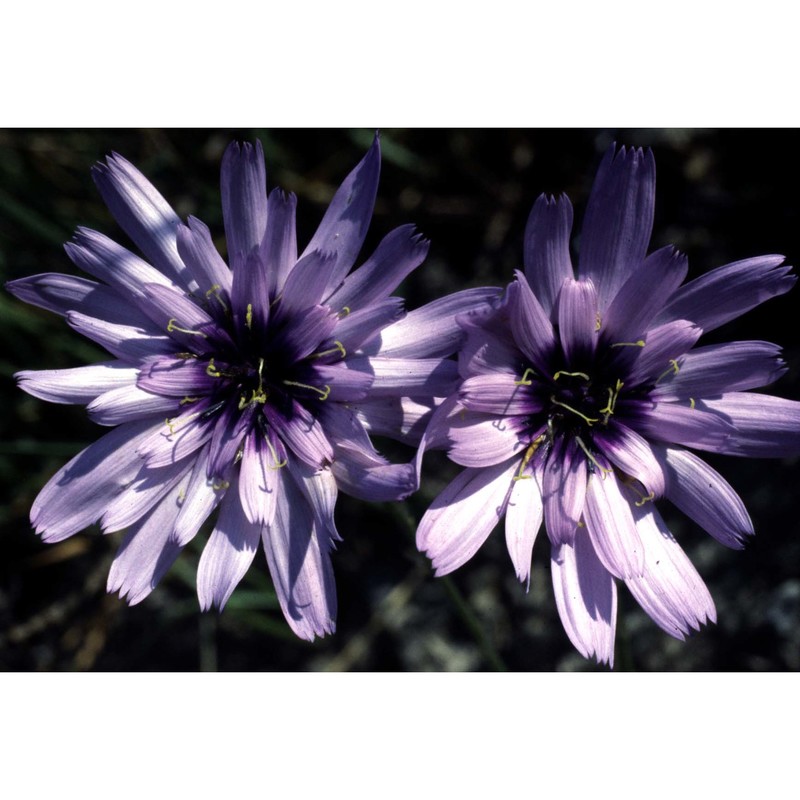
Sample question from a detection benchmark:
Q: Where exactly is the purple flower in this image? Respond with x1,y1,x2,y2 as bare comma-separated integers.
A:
7,134,469,640
416,144,800,666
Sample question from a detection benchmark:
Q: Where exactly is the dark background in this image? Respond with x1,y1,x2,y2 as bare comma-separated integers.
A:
0,129,797,671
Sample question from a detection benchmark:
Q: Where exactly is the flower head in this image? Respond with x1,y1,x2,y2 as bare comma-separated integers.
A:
416,144,800,666
8,134,459,640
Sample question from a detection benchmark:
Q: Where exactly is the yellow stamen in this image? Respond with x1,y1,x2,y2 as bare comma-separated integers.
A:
635,490,656,507
339,306,351,318
282,380,331,401
310,340,347,360
179,396,199,406
206,358,222,378
689,397,696,409
513,434,546,482
553,370,591,381
575,435,612,476
656,358,681,384
245,303,253,329
598,379,624,425
212,479,230,491
550,396,599,426
514,367,537,386
266,438,288,470
594,312,602,332
610,339,645,349
167,318,208,338
205,284,229,313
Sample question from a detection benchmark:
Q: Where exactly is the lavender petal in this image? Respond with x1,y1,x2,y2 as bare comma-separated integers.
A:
15,362,137,405
416,457,518,577
657,445,753,549
523,193,575,318
657,255,794,333
220,140,267,274
551,532,617,667
505,466,544,589
579,144,656,310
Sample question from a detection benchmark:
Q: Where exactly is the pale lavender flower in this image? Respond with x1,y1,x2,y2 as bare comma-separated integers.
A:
7,134,477,640
416,144,800,666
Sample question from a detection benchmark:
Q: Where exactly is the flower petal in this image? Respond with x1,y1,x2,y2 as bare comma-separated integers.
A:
220,140,267,274
350,395,438,446
301,133,381,294
523,193,575,318
583,466,645,579
626,320,703,387
626,399,734,452
447,408,527,468
416,457,518,576
504,469,544,589
657,255,794,333
579,144,656,311
172,443,228,546
107,479,188,606
30,419,158,542
551,532,617,666
459,373,544,416
656,445,753,548
601,245,688,344
197,476,262,611
349,356,459,398
556,277,598,366
331,454,417,502
5,273,154,328
594,421,666,497
101,458,192,532
91,152,192,289
507,272,557,374
15,362,137,405
542,437,588,546
374,287,503,359
263,469,337,640
87,384,182,426
259,187,298,297
325,224,429,311
66,310,174,362
652,341,787,400
175,216,233,299
264,401,334,469
625,500,716,639
694,393,800,458
329,296,405,354
238,430,283,527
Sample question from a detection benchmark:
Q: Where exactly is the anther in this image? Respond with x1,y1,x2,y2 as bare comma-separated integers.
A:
212,479,231,491
245,303,253,329
179,396,199,406
595,312,602,332
635,490,656,507
689,397,696,409
598,379,624,425
167,318,208,338
610,339,645,349
339,306,351,318
553,370,590,381
206,358,222,378
550,396,599,426
514,367,537,386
